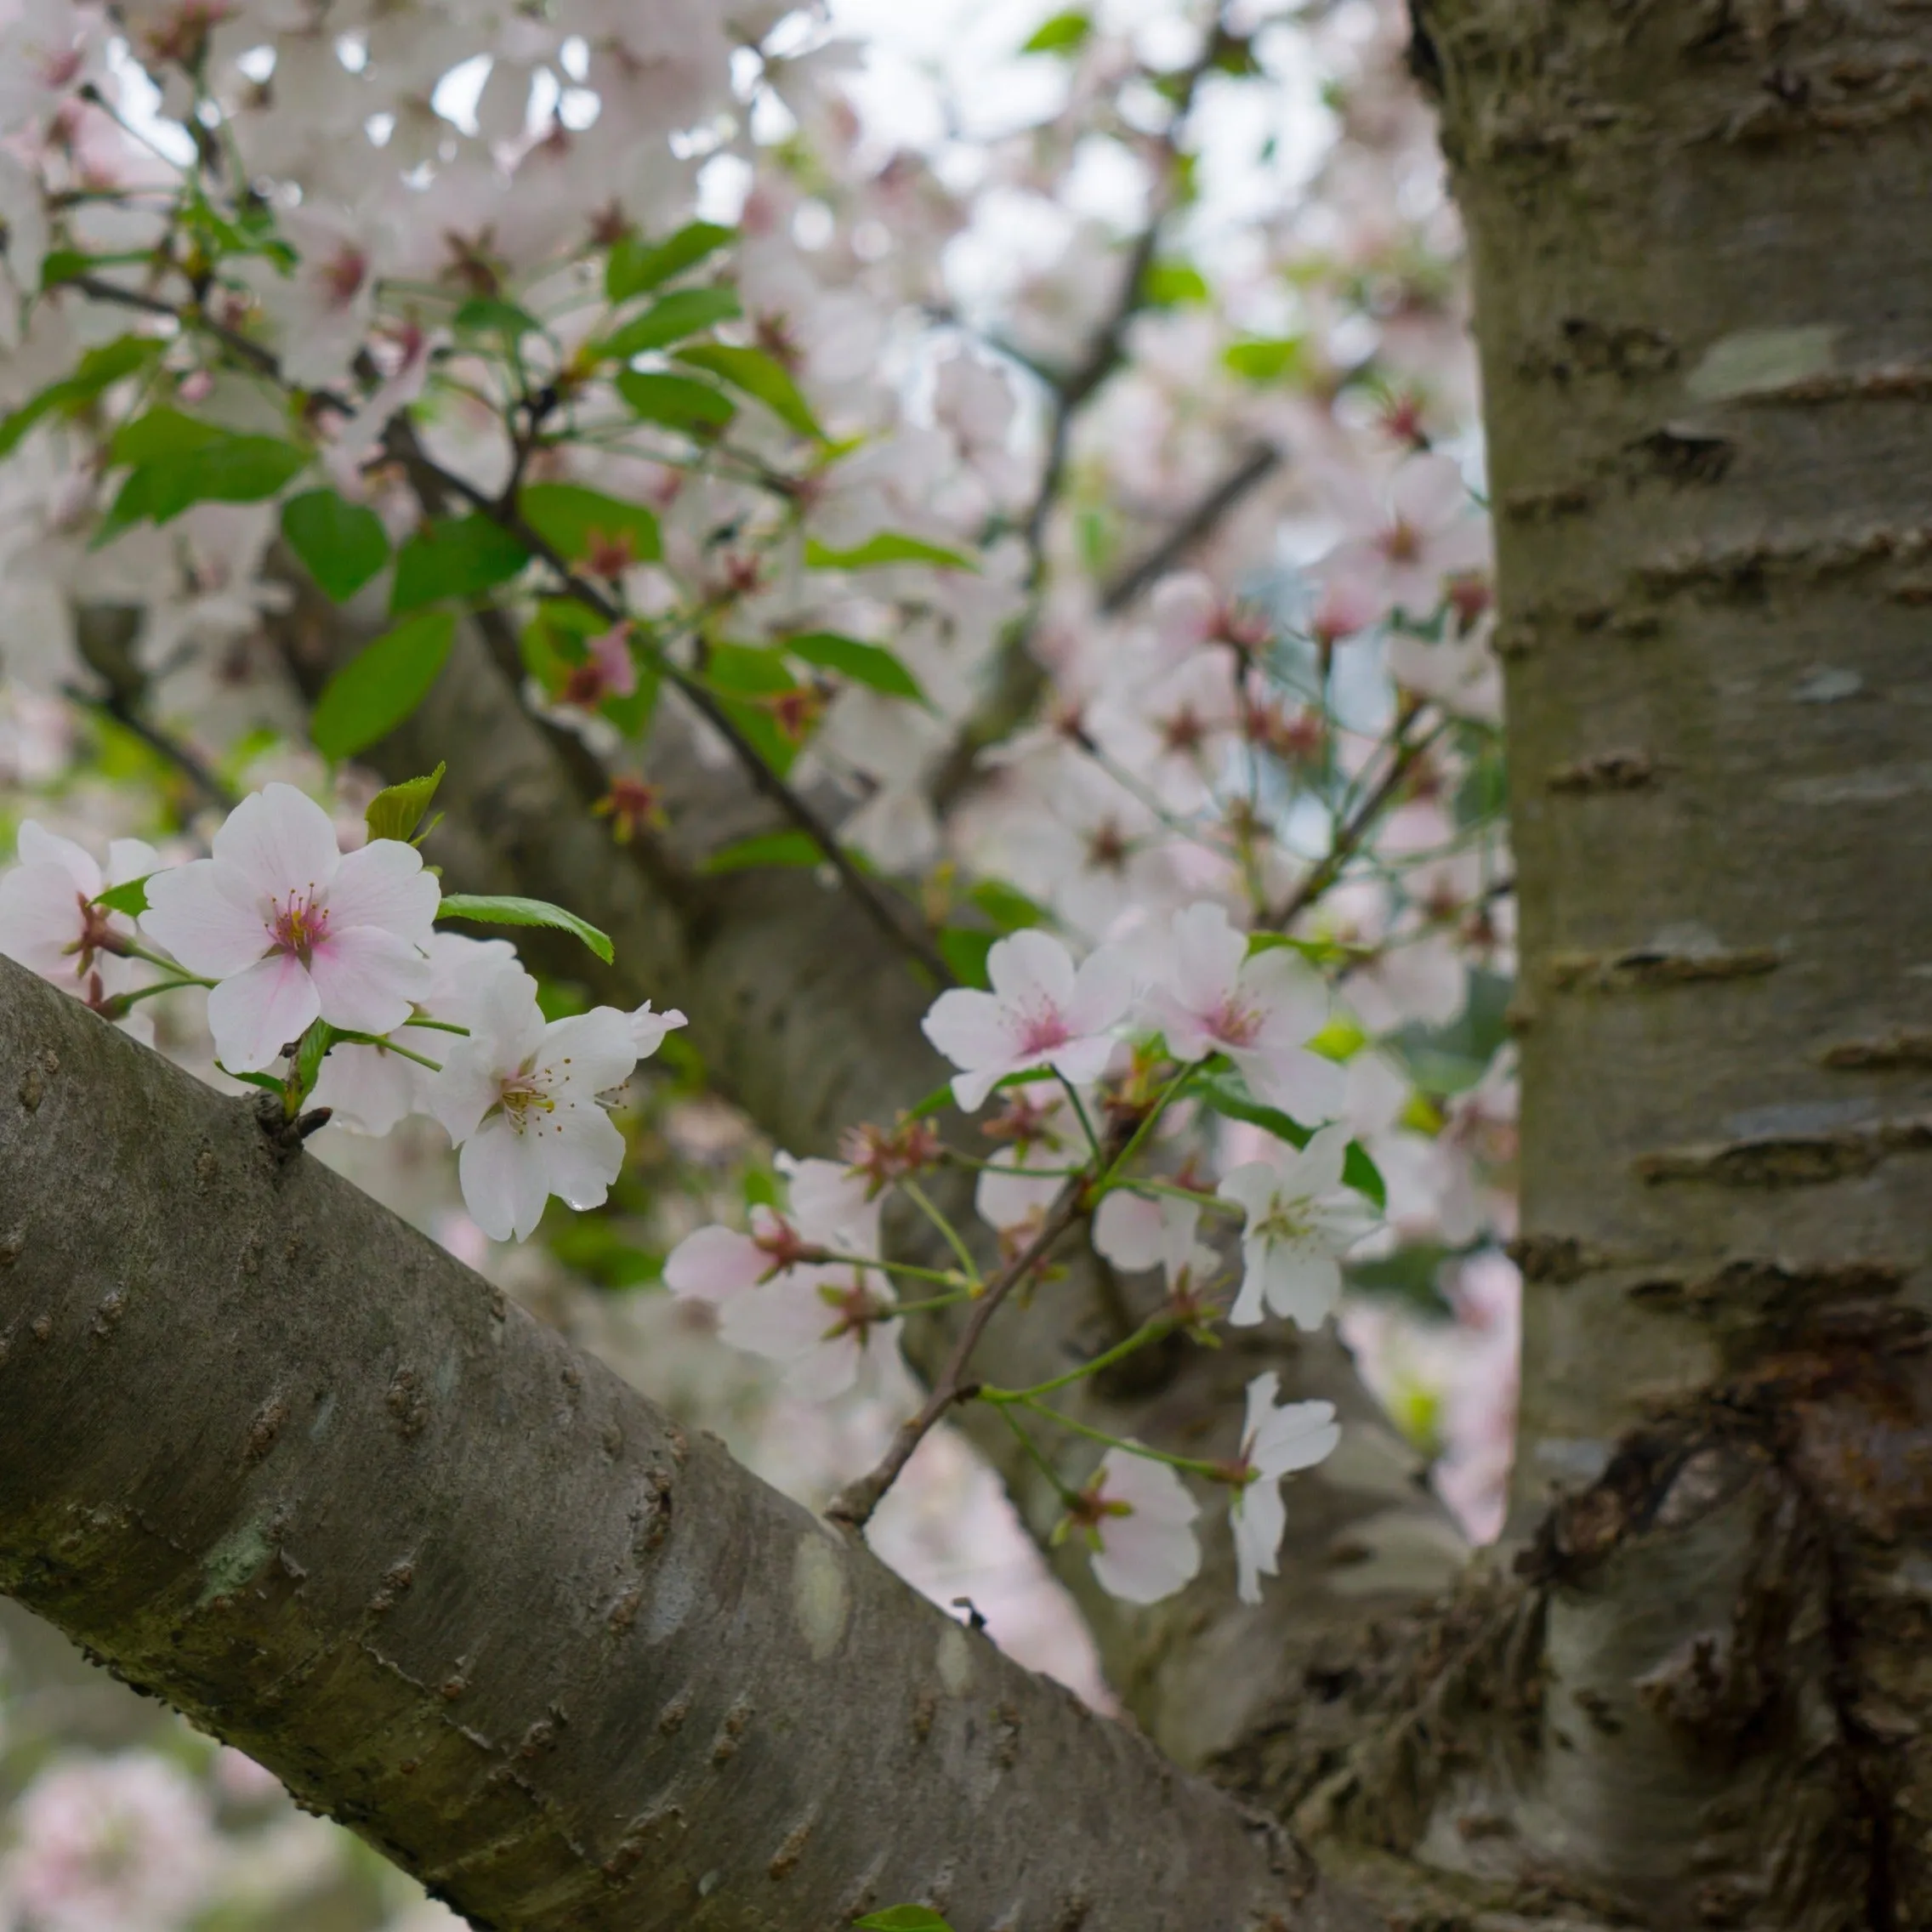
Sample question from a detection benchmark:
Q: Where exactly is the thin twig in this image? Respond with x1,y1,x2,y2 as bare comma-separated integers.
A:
826,1122,1130,1532
1097,441,1281,617
1260,710,1450,932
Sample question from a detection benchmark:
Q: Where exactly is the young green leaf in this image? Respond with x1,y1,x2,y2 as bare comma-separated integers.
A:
0,337,165,459
436,893,615,965
599,287,742,361
673,343,822,438
615,370,736,434
452,296,544,339
310,611,457,759
938,926,995,988
110,407,228,464
1020,9,1091,53
605,220,734,300
294,1018,336,1096
517,483,661,569
390,515,530,614
854,1910,956,1932
282,488,392,602
94,435,311,544
365,763,446,844
785,631,926,703
91,873,154,918
697,829,823,875
969,878,1048,932
803,531,975,572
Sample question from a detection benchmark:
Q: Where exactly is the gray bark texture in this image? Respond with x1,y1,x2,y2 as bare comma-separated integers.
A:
0,956,1372,1932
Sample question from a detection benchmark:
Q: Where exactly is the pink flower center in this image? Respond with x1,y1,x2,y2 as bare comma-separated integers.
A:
1379,516,1422,566
1013,1002,1072,1057
270,891,330,966
1210,997,1264,1048
319,244,369,311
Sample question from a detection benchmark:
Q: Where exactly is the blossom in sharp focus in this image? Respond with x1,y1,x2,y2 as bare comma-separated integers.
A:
0,821,157,1003
921,928,1134,1112
140,783,439,1073
1216,1122,1367,1330
4,1748,221,1932
307,931,516,1136
426,966,651,1242
1229,1372,1340,1604
1144,901,1342,1119
1070,1447,1201,1605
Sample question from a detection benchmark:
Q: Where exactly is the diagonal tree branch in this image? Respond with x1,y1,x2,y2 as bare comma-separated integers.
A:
0,955,1378,1932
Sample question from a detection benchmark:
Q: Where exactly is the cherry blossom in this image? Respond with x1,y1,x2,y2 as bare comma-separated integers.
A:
140,783,439,1074
1143,902,1342,1119
1228,1372,1340,1604
1070,1448,1202,1605
1315,453,1489,625
665,1153,878,1304
922,929,1134,1113
425,966,654,1242
1216,1123,1367,1329
717,1259,900,1400
1091,1188,1202,1287
0,821,157,1009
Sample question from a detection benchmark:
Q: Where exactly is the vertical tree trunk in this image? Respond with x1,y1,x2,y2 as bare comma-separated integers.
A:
1384,3,1932,1923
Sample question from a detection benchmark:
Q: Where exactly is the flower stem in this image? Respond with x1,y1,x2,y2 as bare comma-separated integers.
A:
121,944,213,984
403,1016,472,1035
1097,1064,1196,1188
980,1316,1178,1402
1008,1395,1232,1483
899,1179,983,1288
332,1031,445,1072
1056,1077,1102,1159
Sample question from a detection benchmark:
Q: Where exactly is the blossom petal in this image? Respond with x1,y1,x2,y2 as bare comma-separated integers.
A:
308,1040,422,1135
0,861,89,980
459,1117,548,1242
1065,940,1136,1034
424,1037,505,1145
628,1001,688,1058
539,1103,626,1211
307,923,429,1037
141,860,271,979
106,838,161,888
1048,1033,1117,1088
18,821,99,895
1232,1478,1287,1605
1168,901,1245,1012
326,838,440,942
986,927,1077,1012
210,782,340,901
542,1008,638,1097
665,1225,769,1302
207,952,321,1072
921,986,1015,1071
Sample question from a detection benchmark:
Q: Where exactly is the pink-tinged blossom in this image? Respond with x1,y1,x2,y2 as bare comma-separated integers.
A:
140,783,438,1073
1144,901,1342,1119
1315,453,1489,625
717,1259,899,1400
1091,1189,1202,1287
1229,1372,1340,1604
0,821,156,1007
973,1085,1083,1235
247,201,401,389
1216,1123,1367,1330
4,1748,221,1932
1071,1448,1201,1605
307,931,516,1136
921,928,1134,1113
426,967,651,1242
664,1153,876,1303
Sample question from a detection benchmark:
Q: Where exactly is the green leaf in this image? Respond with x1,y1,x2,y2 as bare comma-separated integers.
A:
1140,259,1211,308
702,643,794,696
110,407,228,464
599,287,742,361
517,483,661,570
1020,9,1091,53
673,343,821,438
0,337,165,459
853,1909,954,1931
437,893,615,965
390,515,529,614
1191,1068,1385,1207
969,878,1048,932
605,220,735,301
698,828,823,876
616,370,736,435
310,611,457,759
365,763,446,844
939,926,995,988
281,488,391,602
803,532,975,572
452,296,543,338
1223,337,1306,384
95,430,311,543
294,1019,336,1096
785,631,926,702
91,873,154,918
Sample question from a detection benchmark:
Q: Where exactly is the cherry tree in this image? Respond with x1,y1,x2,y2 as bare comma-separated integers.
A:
0,0,1923,1928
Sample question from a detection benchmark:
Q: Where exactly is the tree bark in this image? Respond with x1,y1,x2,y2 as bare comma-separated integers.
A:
1257,4,1932,1923
0,955,1377,1932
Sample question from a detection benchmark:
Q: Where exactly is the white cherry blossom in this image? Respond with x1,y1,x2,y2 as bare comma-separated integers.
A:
663,1153,878,1303
1074,1448,1202,1605
0,821,157,1007
1229,1372,1340,1604
717,1259,900,1400
1216,1122,1367,1329
922,928,1134,1112
140,783,439,1073
1145,902,1342,1119
426,967,651,1242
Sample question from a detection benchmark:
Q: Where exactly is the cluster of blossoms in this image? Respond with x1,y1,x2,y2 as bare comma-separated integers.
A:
0,780,686,1242
665,918,1377,1607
